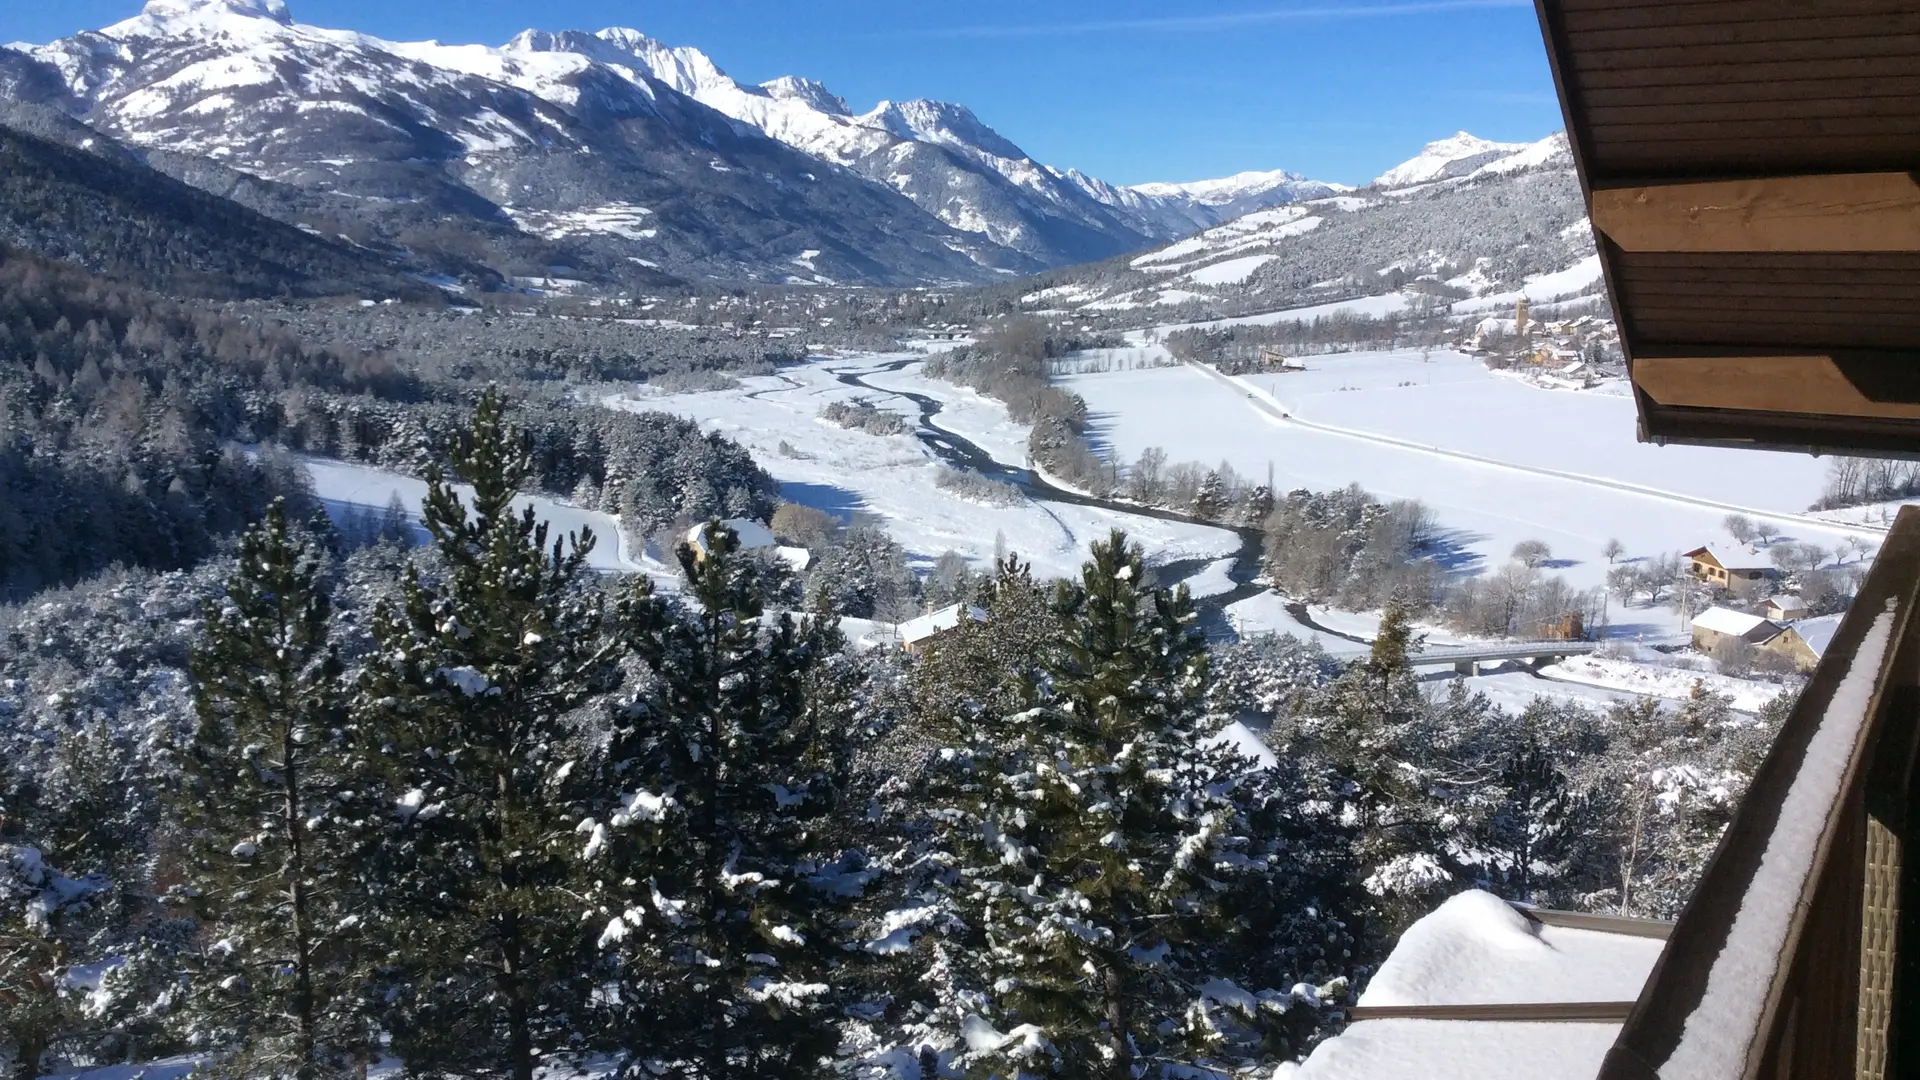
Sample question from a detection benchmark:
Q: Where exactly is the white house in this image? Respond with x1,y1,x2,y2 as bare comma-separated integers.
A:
899,603,987,654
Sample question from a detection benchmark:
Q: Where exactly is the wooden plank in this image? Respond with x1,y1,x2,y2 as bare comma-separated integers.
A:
1569,13,1920,51
1593,137,1920,175
1576,57,1920,89
1613,282,1920,302
1555,0,1893,11
1583,77,1920,109
1348,1002,1637,1022
1570,33,1920,72
1627,300,1920,321
1634,355,1920,419
1592,96,1920,126
1590,117,1920,141
1561,0,1915,33
1629,323,1920,351
1617,251,1920,273
1515,906,1675,940
1597,174,1920,253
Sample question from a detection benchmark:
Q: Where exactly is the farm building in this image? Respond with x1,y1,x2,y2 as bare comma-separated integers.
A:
1683,545,1778,597
899,603,987,655
1765,594,1807,621
1690,606,1781,655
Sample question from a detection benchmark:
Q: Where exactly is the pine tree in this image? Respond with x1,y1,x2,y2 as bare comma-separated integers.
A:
1191,470,1227,521
925,530,1282,1077
178,499,369,1079
587,522,851,1079
354,388,621,1080
1481,727,1580,904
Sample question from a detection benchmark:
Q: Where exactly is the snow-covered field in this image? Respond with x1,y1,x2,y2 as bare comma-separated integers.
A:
303,458,651,574
605,354,1240,582
1060,349,1875,606
1540,653,1786,714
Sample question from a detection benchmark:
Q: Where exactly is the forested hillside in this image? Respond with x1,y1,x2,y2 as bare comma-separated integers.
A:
0,123,437,300
0,242,779,597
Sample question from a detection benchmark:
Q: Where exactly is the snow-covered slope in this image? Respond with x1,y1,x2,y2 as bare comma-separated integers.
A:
1373,131,1542,188
1009,131,1586,320
1128,169,1349,222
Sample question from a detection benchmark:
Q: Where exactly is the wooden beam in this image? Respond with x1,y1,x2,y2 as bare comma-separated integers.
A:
1348,1002,1638,1023
1593,173,1920,253
1633,353,1920,420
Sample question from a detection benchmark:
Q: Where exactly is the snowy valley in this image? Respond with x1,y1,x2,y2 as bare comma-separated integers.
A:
0,2,1885,1079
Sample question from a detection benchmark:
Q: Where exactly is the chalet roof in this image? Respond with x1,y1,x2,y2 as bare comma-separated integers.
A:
1692,606,1780,640
1536,0,1920,456
1684,545,1772,573
1788,613,1845,660
899,603,987,646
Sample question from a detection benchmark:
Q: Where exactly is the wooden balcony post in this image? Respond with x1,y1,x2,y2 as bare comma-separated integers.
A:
1861,684,1920,1079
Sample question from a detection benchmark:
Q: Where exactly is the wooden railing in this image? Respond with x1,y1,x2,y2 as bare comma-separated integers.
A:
1600,507,1920,1080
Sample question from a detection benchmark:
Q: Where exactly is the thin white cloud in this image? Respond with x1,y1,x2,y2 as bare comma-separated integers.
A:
893,0,1534,40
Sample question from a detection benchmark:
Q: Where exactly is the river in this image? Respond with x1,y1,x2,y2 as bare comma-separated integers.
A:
830,356,1267,640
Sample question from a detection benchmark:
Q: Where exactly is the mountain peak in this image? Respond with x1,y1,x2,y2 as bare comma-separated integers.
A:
138,0,293,25
759,75,849,116
1373,130,1534,188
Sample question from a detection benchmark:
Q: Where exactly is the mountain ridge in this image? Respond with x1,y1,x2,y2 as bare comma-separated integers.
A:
8,0,1564,289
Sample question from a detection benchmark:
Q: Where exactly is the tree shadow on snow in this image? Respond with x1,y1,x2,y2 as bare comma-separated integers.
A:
1076,410,1121,459
1421,527,1486,577
779,481,865,524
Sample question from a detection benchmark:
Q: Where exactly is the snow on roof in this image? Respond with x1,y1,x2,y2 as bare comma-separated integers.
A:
899,603,986,645
1789,613,1844,660
1686,544,1773,572
1661,602,1898,1077
1359,890,1663,1008
1283,1017,1623,1080
1692,606,1778,639
1768,594,1807,614
1285,890,1665,1080
685,518,776,551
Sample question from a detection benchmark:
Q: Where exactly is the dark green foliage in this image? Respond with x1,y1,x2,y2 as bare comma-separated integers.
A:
807,525,917,620
590,522,853,1078
924,531,1348,1077
177,501,370,1078
353,389,622,1080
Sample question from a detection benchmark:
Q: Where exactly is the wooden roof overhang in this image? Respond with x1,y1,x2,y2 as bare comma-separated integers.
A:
1534,0,1920,456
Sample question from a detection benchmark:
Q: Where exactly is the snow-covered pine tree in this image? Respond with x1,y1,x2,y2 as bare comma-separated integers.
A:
587,522,851,1079
908,553,1059,728
1,841,105,1080
1479,716,1583,905
176,500,370,1078
353,388,621,1080
926,530,1289,1077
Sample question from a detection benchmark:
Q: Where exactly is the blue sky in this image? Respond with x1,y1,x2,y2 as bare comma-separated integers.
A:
2,0,1565,186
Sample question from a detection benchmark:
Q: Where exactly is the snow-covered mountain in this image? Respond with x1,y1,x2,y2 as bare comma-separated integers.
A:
1005,132,1590,323
4,0,1350,286
490,28,1330,265
1372,131,1560,188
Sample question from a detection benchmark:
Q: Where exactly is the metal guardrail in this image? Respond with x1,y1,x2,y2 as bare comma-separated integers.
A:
1599,506,1920,1080
1410,641,1602,665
